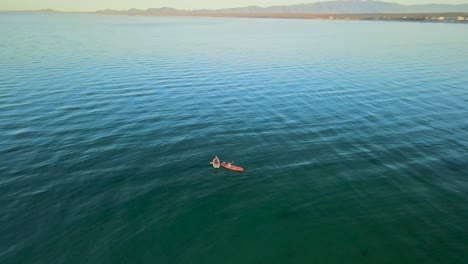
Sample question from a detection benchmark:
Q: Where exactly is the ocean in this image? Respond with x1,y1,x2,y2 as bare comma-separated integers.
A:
1,13,467,263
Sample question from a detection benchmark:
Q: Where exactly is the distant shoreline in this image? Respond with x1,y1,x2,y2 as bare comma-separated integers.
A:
2,10,468,24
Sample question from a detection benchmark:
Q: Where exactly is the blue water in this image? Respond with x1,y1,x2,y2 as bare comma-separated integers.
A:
1,13,468,263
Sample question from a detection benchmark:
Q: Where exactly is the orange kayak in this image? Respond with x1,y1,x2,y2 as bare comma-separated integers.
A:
221,162,244,172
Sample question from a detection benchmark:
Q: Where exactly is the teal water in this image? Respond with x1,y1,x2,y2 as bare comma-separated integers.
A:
1,14,468,263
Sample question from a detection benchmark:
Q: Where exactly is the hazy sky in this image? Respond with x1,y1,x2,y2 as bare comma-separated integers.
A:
2,0,468,11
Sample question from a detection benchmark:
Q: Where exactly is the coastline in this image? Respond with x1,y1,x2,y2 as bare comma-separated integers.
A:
2,10,468,24
165,12,468,23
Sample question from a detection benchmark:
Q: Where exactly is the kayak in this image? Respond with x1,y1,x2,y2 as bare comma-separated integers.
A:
221,162,244,172
211,156,220,169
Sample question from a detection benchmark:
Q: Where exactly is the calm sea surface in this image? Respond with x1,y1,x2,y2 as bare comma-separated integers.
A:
1,13,467,263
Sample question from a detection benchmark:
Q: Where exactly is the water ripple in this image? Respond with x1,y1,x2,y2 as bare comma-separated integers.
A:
1,14,468,264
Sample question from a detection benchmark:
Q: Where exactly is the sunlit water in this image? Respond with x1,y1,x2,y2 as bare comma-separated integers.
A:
1,13,468,263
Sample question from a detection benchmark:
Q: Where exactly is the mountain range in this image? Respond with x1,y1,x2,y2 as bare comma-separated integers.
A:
96,0,468,15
